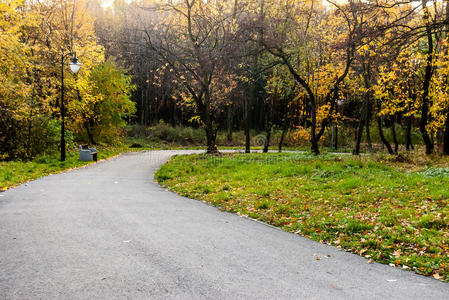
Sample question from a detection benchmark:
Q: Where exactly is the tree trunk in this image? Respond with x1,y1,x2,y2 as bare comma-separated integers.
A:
227,104,233,142
354,94,371,155
377,116,394,154
205,125,218,153
443,0,449,155
365,103,372,152
278,93,291,152
27,110,33,158
201,88,218,154
146,80,153,126
443,112,449,155
279,127,286,152
75,89,96,145
263,95,274,153
334,124,338,151
353,115,364,155
245,0,264,153
172,101,178,126
365,122,372,151
357,62,372,154
420,91,434,154
311,136,319,155
245,96,250,153
405,116,413,151
310,98,320,155
420,0,435,154
263,125,271,153
85,121,96,145
140,88,145,126
391,121,399,153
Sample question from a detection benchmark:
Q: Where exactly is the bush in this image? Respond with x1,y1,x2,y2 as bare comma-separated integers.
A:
128,123,304,148
129,122,206,145
0,115,74,160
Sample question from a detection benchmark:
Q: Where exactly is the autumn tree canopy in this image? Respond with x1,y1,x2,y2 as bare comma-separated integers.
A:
3,0,449,157
0,0,135,159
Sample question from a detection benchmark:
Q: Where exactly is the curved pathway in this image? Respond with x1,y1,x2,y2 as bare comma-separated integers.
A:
0,151,448,299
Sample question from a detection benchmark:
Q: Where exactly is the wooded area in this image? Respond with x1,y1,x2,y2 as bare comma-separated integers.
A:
3,0,449,158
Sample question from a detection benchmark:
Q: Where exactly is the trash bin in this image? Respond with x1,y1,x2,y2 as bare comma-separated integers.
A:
79,145,98,161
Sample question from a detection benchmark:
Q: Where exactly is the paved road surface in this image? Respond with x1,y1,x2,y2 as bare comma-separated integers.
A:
1,151,448,299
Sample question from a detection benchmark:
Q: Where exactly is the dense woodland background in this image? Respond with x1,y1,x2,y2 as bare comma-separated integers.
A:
3,0,449,159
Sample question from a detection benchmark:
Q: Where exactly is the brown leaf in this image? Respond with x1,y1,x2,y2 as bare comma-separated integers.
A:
393,249,402,257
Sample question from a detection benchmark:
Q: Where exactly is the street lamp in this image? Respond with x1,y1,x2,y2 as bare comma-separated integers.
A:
69,55,82,74
60,52,81,161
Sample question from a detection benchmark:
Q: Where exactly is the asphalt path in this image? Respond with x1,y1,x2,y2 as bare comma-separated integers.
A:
0,150,448,299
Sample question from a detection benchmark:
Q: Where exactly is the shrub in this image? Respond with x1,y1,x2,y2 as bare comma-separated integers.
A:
0,115,74,161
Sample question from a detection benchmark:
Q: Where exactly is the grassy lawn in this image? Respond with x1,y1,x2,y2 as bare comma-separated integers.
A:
156,152,449,281
0,142,150,191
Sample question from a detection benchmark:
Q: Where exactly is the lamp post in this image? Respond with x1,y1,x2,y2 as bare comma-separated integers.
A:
60,52,81,161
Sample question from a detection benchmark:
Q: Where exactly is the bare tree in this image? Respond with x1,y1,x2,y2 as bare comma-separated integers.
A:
135,0,241,153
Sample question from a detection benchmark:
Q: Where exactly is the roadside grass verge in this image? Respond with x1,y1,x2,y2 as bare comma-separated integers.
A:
0,142,150,191
156,152,449,281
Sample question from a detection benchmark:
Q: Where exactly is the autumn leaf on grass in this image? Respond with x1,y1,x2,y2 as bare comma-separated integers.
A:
393,249,402,257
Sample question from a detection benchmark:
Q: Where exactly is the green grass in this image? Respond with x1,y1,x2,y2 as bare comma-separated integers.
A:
156,152,449,281
0,141,150,191
0,133,309,192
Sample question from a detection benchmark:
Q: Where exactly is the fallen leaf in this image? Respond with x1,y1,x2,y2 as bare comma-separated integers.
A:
393,249,402,257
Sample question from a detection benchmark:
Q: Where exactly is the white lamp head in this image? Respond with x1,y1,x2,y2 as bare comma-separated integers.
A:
69,55,81,74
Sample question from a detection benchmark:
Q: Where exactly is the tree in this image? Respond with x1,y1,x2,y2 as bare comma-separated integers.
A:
0,0,33,159
0,0,136,159
135,0,242,153
255,0,368,154
71,61,136,143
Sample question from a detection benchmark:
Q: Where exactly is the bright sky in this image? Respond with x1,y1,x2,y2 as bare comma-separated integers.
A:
100,0,133,9
101,0,114,8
